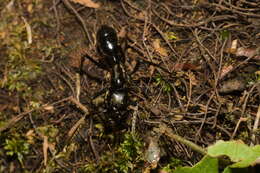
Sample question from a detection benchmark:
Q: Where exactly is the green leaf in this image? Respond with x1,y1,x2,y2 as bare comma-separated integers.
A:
173,156,218,173
208,140,260,168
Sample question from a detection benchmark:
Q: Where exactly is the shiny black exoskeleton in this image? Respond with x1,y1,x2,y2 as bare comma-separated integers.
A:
96,25,128,113
97,25,124,67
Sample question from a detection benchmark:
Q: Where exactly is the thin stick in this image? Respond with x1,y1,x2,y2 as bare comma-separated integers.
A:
154,123,207,155
251,105,260,146
65,97,91,144
66,115,85,142
70,97,90,115
231,117,248,139
195,93,214,139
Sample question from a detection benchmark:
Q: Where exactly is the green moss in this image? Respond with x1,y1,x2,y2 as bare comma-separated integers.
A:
81,133,144,172
162,157,183,172
220,30,230,40
155,73,173,93
4,135,30,165
0,1,42,97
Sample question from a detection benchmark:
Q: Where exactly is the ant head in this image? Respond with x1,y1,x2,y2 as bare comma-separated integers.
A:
97,25,119,57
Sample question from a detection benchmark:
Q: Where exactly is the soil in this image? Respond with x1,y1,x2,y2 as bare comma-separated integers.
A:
0,0,259,172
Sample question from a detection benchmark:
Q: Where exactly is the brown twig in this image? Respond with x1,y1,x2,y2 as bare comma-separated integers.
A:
153,7,236,28
231,84,257,139
209,3,260,18
0,97,72,132
195,93,214,139
51,0,61,40
251,105,260,145
62,0,94,45
69,97,90,115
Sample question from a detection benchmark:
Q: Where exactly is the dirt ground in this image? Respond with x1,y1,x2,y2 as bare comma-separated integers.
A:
0,0,260,172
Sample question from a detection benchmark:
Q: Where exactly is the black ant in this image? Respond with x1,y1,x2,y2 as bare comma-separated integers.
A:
80,25,130,131
80,25,173,132
96,25,128,112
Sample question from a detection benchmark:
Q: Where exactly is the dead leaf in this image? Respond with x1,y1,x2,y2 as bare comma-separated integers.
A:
26,130,35,144
67,117,85,141
70,0,100,8
219,64,233,79
136,11,146,20
150,107,161,116
219,78,246,94
172,115,183,121
152,39,168,57
149,65,156,76
118,26,127,38
172,63,199,71
159,170,169,173
236,47,257,58
43,105,54,113
226,39,238,54
226,41,260,60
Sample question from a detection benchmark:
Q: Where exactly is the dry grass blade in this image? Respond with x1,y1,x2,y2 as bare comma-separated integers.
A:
43,136,48,166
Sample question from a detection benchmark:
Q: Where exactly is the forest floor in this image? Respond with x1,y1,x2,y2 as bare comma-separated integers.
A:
0,0,259,172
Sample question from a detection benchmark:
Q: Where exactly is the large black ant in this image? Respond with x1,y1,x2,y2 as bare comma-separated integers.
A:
80,25,173,132
80,25,130,131
96,25,128,112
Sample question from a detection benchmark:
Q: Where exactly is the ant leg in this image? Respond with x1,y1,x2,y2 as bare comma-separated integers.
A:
84,54,108,70
79,55,86,75
135,58,171,75
79,55,104,83
79,54,105,73
92,87,108,100
129,58,141,76
118,46,126,64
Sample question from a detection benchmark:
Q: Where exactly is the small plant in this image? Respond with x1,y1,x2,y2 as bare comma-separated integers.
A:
220,30,230,40
114,133,143,172
119,133,143,160
155,73,173,93
4,137,30,165
165,31,179,40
